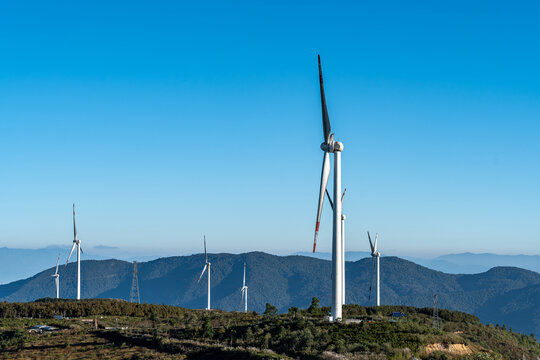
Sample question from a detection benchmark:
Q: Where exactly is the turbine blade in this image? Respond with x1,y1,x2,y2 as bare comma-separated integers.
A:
73,203,77,240
368,231,374,253
198,264,208,283
325,189,334,210
204,236,207,263
65,243,76,266
313,151,330,252
243,263,246,287
55,254,60,275
374,233,378,252
318,55,331,144
341,188,347,203
80,246,84,255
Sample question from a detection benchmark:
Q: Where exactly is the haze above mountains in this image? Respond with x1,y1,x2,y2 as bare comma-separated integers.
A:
0,251,539,338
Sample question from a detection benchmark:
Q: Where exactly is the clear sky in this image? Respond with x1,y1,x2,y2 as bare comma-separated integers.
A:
1,1,539,257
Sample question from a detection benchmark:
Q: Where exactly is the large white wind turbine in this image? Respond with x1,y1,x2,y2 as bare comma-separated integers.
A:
65,204,83,300
240,262,248,312
313,55,345,321
368,232,380,306
51,254,60,299
197,236,211,310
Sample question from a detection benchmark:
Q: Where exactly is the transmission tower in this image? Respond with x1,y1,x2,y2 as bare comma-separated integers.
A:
432,293,439,329
130,261,140,304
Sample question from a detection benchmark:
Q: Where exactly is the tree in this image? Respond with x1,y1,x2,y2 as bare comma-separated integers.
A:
202,317,214,338
308,297,320,315
263,303,278,317
288,306,299,317
244,327,254,343
261,332,271,349
298,327,314,351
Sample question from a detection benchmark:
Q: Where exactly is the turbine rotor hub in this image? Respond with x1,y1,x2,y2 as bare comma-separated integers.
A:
320,140,344,153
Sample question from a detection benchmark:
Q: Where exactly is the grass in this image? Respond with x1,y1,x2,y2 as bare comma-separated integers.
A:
0,329,179,359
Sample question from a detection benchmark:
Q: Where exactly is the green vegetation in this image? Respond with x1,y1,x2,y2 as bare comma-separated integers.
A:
263,303,278,317
0,299,538,359
0,298,189,319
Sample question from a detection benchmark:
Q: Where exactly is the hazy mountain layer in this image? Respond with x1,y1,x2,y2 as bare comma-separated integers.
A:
296,251,540,274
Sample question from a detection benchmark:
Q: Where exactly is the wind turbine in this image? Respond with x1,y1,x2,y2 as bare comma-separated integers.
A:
240,262,248,312
51,254,60,299
65,203,83,300
197,236,211,310
313,55,344,321
368,232,380,306
325,188,347,305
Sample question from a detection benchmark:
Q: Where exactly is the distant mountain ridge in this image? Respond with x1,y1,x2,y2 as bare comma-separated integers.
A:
295,251,540,274
0,252,539,337
2,246,538,285
0,246,166,285
419,252,540,274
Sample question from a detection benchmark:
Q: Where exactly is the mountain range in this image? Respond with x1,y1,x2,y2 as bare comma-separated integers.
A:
2,246,539,285
0,252,538,337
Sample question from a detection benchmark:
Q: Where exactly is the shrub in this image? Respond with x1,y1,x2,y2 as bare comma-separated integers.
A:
263,303,278,317
201,317,214,338
288,306,299,317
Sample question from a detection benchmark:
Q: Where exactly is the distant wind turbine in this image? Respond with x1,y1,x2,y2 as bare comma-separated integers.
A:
241,262,248,312
65,203,83,300
197,236,211,310
51,254,60,299
368,232,380,306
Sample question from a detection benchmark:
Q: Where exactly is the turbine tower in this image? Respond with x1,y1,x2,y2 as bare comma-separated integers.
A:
325,188,347,305
197,236,211,310
51,254,60,299
341,189,346,305
241,262,248,312
313,55,344,321
65,203,83,300
368,232,380,306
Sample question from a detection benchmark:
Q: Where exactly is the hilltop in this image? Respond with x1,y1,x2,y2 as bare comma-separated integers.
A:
0,252,539,337
0,299,538,359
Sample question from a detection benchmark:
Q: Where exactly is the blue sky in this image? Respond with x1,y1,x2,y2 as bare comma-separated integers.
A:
0,1,539,257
